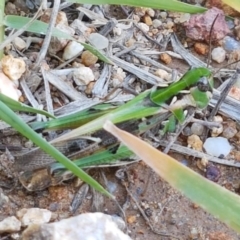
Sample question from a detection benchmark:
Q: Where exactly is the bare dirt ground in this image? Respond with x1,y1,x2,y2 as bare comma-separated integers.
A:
1,152,240,239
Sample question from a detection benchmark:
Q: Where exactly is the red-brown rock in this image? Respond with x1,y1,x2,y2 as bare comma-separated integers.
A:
185,7,230,42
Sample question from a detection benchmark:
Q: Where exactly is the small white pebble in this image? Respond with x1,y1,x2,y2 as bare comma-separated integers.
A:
88,33,109,50
13,37,27,51
63,41,84,60
112,78,122,88
113,27,122,36
213,115,223,123
154,69,171,81
160,11,167,19
152,19,162,28
190,227,199,239
70,19,89,34
179,13,190,23
211,124,223,137
146,8,155,17
0,71,22,101
73,67,95,85
137,23,149,32
203,137,232,157
17,208,52,226
0,217,21,233
166,20,174,29
211,115,223,137
211,47,226,63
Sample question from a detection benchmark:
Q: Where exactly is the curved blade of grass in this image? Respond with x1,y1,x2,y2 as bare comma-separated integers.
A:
4,15,112,64
104,121,240,233
0,100,112,197
0,93,55,118
68,0,206,13
29,103,116,131
222,0,240,13
50,90,161,143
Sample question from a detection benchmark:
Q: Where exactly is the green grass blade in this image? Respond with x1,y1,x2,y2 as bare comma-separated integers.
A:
80,42,113,64
50,144,132,173
4,15,72,39
29,103,116,131
51,90,163,143
104,121,240,233
68,0,206,13
0,100,112,197
3,16,112,64
0,93,55,118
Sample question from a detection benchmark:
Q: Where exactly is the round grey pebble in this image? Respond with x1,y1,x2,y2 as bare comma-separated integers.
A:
182,126,192,136
222,126,237,139
191,122,204,136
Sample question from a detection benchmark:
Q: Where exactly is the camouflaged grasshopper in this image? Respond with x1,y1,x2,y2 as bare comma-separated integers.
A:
14,67,214,191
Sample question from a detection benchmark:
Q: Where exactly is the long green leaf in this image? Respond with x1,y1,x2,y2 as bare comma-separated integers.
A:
104,121,240,233
0,100,112,197
0,93,55,118
3,16,112,64
50,144,133,173
29,103,116,131
50,89,161,143
68,0,206,13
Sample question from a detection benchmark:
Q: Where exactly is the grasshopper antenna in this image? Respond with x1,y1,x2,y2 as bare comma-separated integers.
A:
207,14,219,68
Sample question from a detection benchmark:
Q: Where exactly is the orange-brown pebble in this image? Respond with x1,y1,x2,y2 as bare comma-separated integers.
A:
160,53,172,64
194,42,209,55
48,185,71,202
137,229,145,234
192,203,199,209
85,81,95,95
232,150,240,161
229,86,240,100
81,50,98,66
142,15,152,26
208,231,234,240
127,215,137,224
235,131,240,141
19,95,24,102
